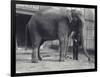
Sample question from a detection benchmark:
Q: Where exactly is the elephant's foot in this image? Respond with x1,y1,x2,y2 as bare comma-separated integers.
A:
38,56,42,61
59,59,65,62
31,57,39,63
59,57,65,62
32,59,38,63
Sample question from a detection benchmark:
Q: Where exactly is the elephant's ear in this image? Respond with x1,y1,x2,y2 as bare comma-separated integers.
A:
79,12,85,29
75,10,85,27
65,9,72,23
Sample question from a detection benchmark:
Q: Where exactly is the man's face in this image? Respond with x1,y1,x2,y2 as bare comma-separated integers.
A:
72,14,78,20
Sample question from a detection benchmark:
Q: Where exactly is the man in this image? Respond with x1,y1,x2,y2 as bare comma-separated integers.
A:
70,10,83,60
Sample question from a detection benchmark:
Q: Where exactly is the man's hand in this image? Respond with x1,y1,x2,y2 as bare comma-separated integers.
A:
69,31,75,38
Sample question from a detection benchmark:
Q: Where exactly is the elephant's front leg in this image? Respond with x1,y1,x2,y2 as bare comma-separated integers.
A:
31,38,42,63
59,36,68,62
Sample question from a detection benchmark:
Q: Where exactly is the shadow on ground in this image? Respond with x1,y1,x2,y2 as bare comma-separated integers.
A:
16,47,95,73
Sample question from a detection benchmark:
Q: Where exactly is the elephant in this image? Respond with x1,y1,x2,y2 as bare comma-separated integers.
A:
25,10,91,63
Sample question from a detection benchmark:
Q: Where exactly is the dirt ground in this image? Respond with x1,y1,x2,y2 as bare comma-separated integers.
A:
16,47,95,73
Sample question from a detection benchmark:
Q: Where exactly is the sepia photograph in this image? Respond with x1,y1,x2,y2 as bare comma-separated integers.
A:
11,1,97,76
